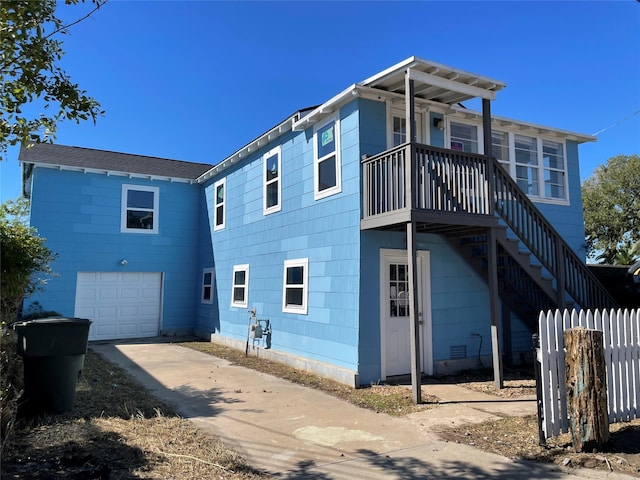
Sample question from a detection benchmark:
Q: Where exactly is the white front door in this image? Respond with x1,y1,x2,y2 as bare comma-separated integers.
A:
380,250,432,378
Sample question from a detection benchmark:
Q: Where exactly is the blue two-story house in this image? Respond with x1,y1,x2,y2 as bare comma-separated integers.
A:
21,57,616,389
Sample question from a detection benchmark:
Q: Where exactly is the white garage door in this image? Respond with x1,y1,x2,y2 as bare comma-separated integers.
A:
75,272,162,341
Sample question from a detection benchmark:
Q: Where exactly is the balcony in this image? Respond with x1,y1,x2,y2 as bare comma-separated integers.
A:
362,143,499,234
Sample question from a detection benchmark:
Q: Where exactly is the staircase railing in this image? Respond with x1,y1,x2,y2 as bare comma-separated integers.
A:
491,158,617,309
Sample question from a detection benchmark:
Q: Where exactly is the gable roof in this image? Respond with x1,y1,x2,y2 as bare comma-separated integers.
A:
19,143,213,181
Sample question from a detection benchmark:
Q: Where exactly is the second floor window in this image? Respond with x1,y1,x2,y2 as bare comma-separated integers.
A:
314,115,341,200
121,185,159,234
515,134,540,196
214,178,225,230
493,130,567,202
450,121,478,153
263,147,281,215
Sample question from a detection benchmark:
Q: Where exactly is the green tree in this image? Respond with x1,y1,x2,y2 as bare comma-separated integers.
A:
582,154,640,264
0,198,57,323
0,0,106,153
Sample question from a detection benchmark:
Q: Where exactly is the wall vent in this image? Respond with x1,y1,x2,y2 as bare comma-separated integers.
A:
450,345,467,359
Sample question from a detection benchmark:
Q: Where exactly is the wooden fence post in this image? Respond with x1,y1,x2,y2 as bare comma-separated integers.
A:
564,327,609,452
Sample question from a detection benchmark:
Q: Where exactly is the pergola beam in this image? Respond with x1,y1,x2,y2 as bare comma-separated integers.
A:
408,68,497,101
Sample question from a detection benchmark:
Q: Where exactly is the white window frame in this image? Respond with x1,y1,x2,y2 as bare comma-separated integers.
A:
448,120,480,154
510,133,568,204
447,119,569,204
282,258,308,314
313,114,341,200
120,184,159,234
263,146,282,215
213,178,226,231
201,268,214,304
386,105,424,148
231,264,249,308
542,139,566,201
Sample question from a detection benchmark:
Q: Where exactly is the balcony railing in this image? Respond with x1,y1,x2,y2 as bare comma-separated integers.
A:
362,143,493,218
361,143,617,310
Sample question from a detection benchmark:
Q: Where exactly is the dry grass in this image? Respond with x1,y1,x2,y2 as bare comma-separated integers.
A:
438,414,640,477
1,336,265,479
181,341,439,415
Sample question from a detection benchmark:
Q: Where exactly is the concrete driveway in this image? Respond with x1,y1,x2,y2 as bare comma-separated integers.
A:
91,341,633,479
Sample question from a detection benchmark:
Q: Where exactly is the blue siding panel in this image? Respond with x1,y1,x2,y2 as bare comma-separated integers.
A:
27,168,200,334
205,102,362,372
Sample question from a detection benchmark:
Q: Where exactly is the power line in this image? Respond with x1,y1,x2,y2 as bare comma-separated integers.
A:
591,108,640,136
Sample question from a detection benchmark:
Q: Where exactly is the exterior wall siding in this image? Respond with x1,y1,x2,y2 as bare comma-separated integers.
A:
532,140,586,260
204,100,362,373
195,185,218,336
26,167,200,334
359,229,533,383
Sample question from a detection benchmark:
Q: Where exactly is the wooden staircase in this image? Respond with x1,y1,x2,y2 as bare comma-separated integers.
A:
445,155,618,329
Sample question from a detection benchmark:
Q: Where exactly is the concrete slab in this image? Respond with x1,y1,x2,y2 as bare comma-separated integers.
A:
91,342,635,479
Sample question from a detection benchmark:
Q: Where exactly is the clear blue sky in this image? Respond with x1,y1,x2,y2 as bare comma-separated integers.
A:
2,0,639,202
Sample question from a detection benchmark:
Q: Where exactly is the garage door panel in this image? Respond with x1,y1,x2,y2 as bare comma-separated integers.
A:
75,272,162,341
141,288,160,299
98,288,118,300
97,272,119,283
138,324,158,335
96,324,117,337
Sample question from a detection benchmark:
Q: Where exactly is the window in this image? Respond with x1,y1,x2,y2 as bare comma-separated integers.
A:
314,115,341,199
491,130,510,171
231,264,249,308
543,140,565,199
388,108,422,148
450,121,478,153
283,258,308,314
514,134,539,196
201,268,214,304
263,146,281,214
121,185,159,234
213,178,225,231
392,116,406,146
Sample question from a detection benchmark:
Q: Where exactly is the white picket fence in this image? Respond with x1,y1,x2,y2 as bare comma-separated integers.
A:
537,308,640,439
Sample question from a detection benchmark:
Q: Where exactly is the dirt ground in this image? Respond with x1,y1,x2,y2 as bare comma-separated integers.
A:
435,374,640,478
1,347,264,479
2,339,639,478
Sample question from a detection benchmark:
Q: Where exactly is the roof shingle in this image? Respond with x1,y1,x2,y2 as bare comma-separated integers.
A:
19,143,213,180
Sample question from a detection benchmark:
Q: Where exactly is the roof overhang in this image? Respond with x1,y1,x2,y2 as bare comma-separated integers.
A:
361,56,505,104
24,162,198,183
293,56,506,132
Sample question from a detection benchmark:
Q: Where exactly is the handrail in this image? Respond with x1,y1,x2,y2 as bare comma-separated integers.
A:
491,158,617,309
361,143,618,310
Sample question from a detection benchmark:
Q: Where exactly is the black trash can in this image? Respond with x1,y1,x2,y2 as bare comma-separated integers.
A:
12,317,92,415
